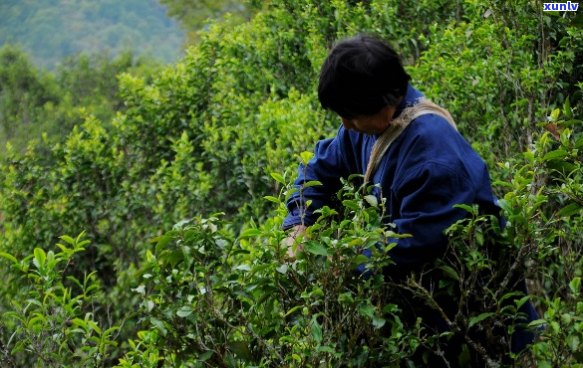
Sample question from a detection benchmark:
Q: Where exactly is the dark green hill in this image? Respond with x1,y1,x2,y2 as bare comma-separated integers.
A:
0,0,185,69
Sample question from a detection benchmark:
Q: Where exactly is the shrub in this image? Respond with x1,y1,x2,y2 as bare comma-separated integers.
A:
0,0,581,366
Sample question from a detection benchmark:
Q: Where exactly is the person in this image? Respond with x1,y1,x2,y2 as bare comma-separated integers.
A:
283,34,500,266
282,34,537,365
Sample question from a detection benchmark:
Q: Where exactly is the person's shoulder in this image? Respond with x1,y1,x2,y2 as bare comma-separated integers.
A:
397,113,463,156
408,113,458,138
395,113,486,171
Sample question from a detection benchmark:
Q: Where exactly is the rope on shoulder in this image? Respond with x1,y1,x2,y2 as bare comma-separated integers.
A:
364,98,457,184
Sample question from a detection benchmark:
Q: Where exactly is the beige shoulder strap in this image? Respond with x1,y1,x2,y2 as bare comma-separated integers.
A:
363,98,457,184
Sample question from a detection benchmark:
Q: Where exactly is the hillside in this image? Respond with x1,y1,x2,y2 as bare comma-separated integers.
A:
0,0,184,69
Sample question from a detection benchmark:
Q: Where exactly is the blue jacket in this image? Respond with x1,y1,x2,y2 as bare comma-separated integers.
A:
284,85,501,267
284,84,538,353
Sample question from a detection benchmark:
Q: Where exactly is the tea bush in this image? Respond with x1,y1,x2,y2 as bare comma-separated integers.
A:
0,0,581,366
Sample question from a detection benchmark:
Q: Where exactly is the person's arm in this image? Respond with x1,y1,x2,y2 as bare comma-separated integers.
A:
283,127,352,258
283,224,308,260
283,127,352,229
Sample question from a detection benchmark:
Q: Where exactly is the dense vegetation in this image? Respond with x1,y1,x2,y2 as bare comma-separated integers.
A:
0,45,161,154
0,0,581,367
159,0,250,43
0,0,184,69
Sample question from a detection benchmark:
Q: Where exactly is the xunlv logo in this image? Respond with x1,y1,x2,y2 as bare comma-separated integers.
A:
543,1,579,10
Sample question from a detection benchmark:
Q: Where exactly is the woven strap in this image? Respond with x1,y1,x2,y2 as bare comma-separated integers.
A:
364,98,457,184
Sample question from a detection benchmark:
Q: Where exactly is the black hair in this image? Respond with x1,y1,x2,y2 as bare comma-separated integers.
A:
318,35,411,118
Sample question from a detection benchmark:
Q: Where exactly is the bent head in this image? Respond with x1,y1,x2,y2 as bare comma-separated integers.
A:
318,35,410,134
340,105,397,135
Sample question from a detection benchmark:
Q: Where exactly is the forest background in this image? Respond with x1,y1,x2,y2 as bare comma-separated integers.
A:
0,0,581,367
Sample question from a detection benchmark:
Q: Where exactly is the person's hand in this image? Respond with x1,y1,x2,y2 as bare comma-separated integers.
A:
283,224,308,261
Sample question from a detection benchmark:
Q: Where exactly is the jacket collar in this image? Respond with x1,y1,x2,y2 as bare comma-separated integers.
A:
393,84,424,119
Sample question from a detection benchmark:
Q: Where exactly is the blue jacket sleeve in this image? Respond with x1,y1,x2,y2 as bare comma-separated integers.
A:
387,161,475,267
283,127,351,229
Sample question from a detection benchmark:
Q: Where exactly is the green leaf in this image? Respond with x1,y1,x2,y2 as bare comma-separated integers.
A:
240,228,261,238
372,315,386,329
543,149,568,161
29,314,47,329
475,231,484,246
263,195,280,204
305,243,329,256
351,254,370,266
563,97,572,117
60,235,76,245
382,304,399,314
87,321,102,335
558,203,582,217
498,291,524,304
150,318,167,336
342,200,359,211
104,326,120,337
33,248,46,269
311,316,322,343
468,312,495,328
439,265,460,281
153,234,173,253
0,252,18,265
550,321,560,333
300,151,314,165
177,306,193,318
303,180,322,188
173,219,191,230
317,345,337,354
348,237,364,247
337,292,354,304
453,203,476,214
270,172,285,185
364,195,378,207
71,318,88,330
527,319,547,328
284,305,303,317
567,335,580,352
569,277,581,296
514,296,530,309
56,243,70,253
276,264,288,274
198,351,213,362
358,304,375,319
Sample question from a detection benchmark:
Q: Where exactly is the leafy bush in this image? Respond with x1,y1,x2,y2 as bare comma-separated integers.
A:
116,175,425,367
0,0,581,366
0,233,117,367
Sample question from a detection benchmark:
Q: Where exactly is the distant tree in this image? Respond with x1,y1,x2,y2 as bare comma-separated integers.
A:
0,45,160,154
56,51,160,122
0,45,59,141
160,0,249,42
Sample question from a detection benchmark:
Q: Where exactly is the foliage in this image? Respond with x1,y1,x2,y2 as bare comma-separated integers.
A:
0,45,59,146
160,0,249,44
115,175,422,367
499,106,583,366
409,5,582,166
0,45,160,154
0,233,118,367
0,0,581,366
